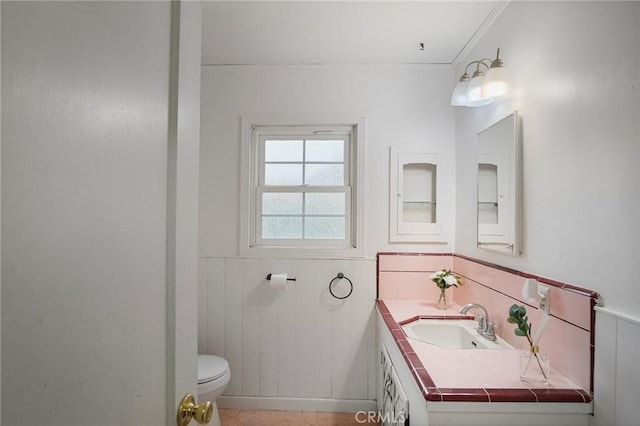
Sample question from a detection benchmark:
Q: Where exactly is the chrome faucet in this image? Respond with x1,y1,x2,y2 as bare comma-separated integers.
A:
459,303,497,341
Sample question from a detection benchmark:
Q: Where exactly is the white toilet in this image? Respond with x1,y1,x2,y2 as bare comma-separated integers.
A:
197,354,231,426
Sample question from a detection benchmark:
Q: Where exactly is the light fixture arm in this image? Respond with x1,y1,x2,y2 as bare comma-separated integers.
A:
489,48,504,68
463,59,492,77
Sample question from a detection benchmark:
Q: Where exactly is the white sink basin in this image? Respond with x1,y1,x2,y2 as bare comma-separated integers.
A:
402,319,513,350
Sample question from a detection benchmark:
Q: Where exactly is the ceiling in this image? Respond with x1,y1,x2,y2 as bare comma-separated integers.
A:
200,1,505,66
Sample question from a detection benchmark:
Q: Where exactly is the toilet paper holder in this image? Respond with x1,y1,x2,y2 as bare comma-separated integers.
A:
266,274,296,282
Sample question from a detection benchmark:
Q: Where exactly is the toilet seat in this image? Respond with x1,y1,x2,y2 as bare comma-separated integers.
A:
198,355,229,384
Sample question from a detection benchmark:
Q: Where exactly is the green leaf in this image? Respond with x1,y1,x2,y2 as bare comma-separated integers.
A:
509,304,520,317
507,304,534,340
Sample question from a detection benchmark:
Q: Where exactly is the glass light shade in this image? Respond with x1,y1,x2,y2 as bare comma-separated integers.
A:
450,79,470,106
481,66,510,98
466,75,494,107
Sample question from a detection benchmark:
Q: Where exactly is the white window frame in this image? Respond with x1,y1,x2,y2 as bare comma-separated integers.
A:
240,117,365,258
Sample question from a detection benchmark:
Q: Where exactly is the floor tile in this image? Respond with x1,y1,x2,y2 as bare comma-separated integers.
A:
220,409,380,426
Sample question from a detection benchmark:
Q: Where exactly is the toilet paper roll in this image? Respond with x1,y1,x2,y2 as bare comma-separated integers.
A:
269,273,288,289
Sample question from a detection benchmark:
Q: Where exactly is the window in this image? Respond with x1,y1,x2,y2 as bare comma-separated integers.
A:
241,122,362,255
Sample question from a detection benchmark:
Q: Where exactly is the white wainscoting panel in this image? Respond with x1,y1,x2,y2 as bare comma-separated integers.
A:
592,308,640,426
199,257,377,410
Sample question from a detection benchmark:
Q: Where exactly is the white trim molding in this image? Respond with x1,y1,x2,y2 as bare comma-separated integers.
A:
594,306,640,326
239,115,366,259
218,396,377,414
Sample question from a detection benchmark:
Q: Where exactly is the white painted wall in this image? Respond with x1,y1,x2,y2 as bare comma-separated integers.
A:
455,0,639,320
199,65,456,258
198,65,456,411
453,2,640,425
198,65,456,410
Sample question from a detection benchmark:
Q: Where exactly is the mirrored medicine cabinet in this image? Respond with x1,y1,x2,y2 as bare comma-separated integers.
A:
476,111,521,255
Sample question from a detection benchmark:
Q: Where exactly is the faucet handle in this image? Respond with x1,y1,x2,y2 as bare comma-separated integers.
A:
484,321,497,341
476,315,487,332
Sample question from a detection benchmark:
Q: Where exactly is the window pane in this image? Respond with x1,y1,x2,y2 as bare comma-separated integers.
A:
305,140,344,162
262,193,302,215
305,164,344,185
265,140,303,162
265,164,303,185
304,217,345,239
262,217,302,239
306,193,345,215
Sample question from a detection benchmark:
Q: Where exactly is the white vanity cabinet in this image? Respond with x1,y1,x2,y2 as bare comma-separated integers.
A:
376,309,592,426
377,311,432,425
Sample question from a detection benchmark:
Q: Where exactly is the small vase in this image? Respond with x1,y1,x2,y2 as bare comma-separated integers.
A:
520,348,550,385
436,288,448,310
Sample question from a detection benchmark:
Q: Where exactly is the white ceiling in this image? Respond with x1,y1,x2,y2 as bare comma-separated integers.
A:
201,1,505,66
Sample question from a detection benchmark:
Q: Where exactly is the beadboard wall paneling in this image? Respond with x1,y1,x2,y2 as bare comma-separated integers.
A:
592,309,640,426
199,257,377,408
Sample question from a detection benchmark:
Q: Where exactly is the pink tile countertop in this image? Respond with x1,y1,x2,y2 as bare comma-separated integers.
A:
378,299,592,403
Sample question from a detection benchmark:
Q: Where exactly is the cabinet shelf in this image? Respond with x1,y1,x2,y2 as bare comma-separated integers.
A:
403,201,436,205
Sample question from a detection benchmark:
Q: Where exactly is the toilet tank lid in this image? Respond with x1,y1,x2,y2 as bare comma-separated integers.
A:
198,355,229,383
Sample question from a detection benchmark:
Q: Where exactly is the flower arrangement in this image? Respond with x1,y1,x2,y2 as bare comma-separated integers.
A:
429,269,462,290
507,304,549,382
430,269,461,309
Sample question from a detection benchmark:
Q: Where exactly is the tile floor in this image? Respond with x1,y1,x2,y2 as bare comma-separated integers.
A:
219,409,381,425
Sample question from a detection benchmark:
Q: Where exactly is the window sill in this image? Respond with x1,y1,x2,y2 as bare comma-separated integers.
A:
239,245,365,259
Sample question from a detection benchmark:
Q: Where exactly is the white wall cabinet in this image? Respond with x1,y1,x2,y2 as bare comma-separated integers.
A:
389,148,446,242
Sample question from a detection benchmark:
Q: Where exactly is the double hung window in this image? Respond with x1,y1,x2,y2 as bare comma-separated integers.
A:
249,125,357,249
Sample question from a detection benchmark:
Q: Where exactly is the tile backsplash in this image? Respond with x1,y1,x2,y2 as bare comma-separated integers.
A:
377,252,598,393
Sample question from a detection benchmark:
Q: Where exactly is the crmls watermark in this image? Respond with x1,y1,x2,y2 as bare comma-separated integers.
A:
354,411,407,424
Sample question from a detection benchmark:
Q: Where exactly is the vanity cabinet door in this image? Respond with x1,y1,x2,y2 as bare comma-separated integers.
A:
380,343,409,426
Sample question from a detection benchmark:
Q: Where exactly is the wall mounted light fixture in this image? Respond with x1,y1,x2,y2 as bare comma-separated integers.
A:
450,48,510,107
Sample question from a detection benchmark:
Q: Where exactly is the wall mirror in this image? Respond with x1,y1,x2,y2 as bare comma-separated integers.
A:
477,111,521,255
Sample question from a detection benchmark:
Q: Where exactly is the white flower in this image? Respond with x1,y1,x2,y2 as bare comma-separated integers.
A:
430,269,461,289
431,269,446,279
444,275,458,286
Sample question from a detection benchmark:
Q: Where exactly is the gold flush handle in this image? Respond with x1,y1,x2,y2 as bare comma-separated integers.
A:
177,394,213,426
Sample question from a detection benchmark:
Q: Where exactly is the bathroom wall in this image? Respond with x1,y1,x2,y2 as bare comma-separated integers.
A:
199,2,640,419
199,65,456,258
198,65,456,410
453,2,640,425
199,257,377,411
